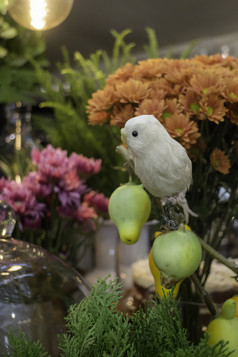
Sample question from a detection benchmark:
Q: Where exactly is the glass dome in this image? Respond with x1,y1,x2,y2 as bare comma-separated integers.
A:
0,202,90,356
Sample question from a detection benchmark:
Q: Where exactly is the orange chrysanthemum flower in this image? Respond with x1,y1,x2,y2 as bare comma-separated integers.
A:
88,111,111,125
149,78,174,96
220,55,238,70
135,98,165,120
223,77,238,103
164,113,201,149
115,79,150,103
165,59,196,87
86,54,238,129
133,58,169,79
199,94,227,123
147,86,166,101
110,104,135,127
189,69,224,96
193,54,225,66
179,90,202,118
161,98,183,121
106,63,135,85
210,148,231,175
87,86,116,113
227,103,238,125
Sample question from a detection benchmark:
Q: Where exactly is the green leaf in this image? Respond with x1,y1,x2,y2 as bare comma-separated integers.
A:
0,45,7,57
0,26,17,39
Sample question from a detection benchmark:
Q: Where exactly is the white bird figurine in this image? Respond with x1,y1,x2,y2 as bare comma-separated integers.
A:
120,115,197,225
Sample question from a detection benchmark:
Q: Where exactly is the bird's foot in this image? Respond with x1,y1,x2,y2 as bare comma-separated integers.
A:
161,192,198,225
161,215,179,231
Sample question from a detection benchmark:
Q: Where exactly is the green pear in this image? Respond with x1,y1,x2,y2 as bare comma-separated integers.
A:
207,299,238,356
108,183,151,245
152,224,202,288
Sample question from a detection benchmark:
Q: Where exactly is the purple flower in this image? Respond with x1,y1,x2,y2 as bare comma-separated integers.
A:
56,188,81,209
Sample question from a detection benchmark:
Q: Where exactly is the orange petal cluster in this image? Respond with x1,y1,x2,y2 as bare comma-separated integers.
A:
87,55,238,167
210,148,231,175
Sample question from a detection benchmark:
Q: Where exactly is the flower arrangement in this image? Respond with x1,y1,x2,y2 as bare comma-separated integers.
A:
87,54,238,284
0,144,109,261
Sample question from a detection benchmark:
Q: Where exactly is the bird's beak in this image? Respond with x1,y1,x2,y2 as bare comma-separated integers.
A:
121,128,127,147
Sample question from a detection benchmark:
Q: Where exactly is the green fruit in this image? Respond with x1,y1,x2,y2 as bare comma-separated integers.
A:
108,182,151,245
207,299,238,356
152,224,202,288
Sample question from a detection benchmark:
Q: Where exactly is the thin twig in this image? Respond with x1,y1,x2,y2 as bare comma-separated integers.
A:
190,273,218,316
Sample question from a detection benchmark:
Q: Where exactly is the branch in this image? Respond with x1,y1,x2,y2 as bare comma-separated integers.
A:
190,273,218,316
199,238,238,276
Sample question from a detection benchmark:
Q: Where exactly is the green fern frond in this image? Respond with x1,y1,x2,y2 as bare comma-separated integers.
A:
143,27,159,58
180,39,200,59
110,29,134,70
4,330,49,357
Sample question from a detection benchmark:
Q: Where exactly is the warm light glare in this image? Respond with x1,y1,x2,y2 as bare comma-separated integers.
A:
1,228,7,236
8,0,74,31
30,0,46,30
7,265,22,272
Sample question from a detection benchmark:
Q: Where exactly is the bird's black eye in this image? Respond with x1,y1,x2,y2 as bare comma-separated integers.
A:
132,130,138,137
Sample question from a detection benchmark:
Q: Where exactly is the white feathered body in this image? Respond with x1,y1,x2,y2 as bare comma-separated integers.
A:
121,115,192,199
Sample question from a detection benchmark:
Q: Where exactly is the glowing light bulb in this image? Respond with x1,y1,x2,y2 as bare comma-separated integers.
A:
7,0,74,31
30,0,47,30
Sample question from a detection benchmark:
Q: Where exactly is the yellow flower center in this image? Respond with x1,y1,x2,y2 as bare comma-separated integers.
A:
202,88,208,94
190,103,200,113
162,112,172,120
230,92,238,100
175,128,183,135
206,106,214,116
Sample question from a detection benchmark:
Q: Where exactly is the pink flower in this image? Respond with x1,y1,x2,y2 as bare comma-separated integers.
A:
74,202,97,231
0,180,45,230
69,152,102,176
23,172,52,197
84,191,109,214
0,145,109,239
0,177,10,191
32,145,69,180
75,202,97,221
59,170,82,192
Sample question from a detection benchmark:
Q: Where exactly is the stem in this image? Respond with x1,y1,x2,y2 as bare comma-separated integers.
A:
199,237,238,276
190,273,218,316
54,218,64,254
115,231,122,283
201,186,236,283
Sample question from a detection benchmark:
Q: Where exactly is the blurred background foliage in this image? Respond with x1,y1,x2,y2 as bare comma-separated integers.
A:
0,5,48,104
30,28,166,196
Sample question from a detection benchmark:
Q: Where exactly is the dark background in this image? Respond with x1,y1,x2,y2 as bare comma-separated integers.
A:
42,0,238,63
